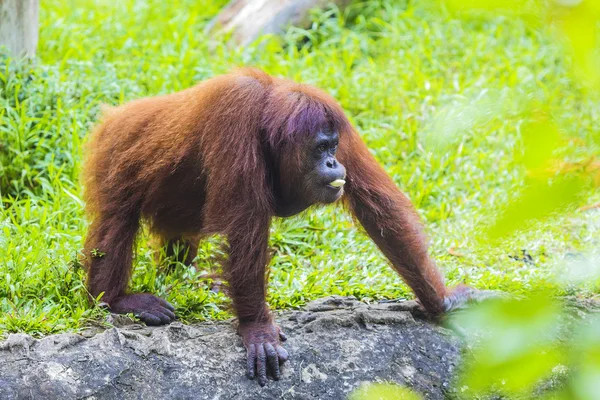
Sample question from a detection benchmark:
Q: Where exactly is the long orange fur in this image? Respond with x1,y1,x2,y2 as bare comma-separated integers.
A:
82,68,448,322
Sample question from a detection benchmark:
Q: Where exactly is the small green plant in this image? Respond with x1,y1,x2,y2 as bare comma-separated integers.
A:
89,248,105,258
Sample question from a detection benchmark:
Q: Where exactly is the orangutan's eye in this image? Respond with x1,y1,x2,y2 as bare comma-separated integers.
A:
317,144,327,152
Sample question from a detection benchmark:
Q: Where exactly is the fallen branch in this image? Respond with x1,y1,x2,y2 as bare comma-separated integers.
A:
207,0,351,47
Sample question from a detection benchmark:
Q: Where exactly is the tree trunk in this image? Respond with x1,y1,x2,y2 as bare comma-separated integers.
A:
208,0,350,47
0,0,40,58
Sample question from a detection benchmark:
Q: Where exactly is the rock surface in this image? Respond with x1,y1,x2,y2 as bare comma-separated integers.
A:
0,296,461,400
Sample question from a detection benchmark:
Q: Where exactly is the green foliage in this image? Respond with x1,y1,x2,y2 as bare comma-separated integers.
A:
349,382,422,400
483,175,588,241
452,294,564,397
422,2,600,399
0,0,599,338
448,294,600,400
434,0,600,245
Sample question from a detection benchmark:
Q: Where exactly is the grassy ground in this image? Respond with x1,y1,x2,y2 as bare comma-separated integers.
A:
0,0,598,336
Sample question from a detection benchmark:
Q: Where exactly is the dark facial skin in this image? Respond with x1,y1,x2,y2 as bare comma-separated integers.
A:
308,130,346,203
273,131,346,217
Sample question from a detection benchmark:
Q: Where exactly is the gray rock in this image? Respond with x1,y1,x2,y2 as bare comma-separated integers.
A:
0,296,461,399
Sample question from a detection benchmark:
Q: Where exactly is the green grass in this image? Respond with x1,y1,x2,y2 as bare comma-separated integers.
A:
0,0,598,336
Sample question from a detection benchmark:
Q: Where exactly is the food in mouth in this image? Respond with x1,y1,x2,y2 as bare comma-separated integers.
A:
328,179,345,188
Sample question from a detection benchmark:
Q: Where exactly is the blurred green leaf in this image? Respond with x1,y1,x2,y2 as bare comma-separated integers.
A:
519,117,563,171
554,1,600,89
565,316,600,400
557,254,600,284
423,88,531,153
349,383,422,400
483,176,587,241
443,0,545,24
452,294,565,396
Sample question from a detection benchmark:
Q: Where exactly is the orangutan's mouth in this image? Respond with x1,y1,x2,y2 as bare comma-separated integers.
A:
326,179,345,190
